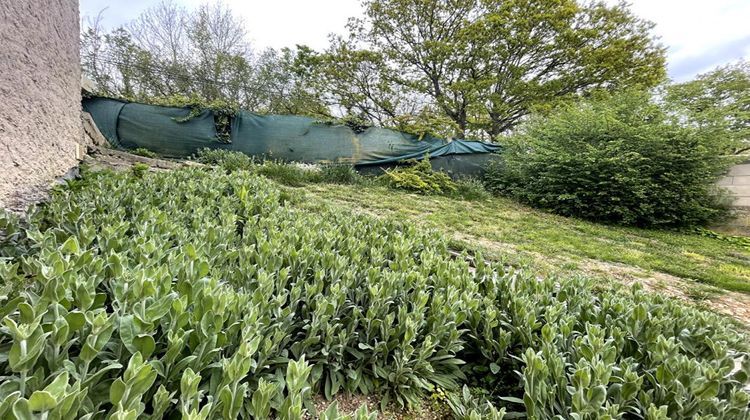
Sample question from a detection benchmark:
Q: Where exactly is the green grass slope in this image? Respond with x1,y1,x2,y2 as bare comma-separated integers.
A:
302,184,750,294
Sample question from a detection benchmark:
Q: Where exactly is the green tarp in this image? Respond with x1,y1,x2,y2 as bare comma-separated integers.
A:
83,97,126,148
118,103,218,157
358,153,501,178
82,97,500,170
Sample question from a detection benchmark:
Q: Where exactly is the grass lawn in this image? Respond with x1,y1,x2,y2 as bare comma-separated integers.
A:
298,183,750,294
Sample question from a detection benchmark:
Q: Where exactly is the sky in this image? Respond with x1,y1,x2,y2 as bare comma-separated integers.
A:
79,0,750,82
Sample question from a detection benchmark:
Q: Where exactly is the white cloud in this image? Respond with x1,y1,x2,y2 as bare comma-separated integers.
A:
610,0,750,80
80,0,362,51
202,0,362,51
80,0,748,81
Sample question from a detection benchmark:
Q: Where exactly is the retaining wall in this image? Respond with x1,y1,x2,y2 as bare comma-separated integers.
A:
719,160,750,208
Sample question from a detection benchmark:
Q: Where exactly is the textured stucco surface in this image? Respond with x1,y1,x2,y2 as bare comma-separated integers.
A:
0,0,82,208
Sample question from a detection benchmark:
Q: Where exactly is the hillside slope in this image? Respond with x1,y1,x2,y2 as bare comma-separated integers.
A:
299,183,750,324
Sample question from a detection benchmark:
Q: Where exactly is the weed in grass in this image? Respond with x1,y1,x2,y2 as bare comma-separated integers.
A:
451,177,491,201
560,261,579,271
686,285,722,302
194,148,254,172
380,158,457,194
194,148,372,187
319,164,363,184
131,147,158,158
131,162,149,178
254,161,321,186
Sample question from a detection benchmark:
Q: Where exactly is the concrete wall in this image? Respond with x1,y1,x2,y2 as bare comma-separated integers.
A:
0,0,82,208
719,160,750,208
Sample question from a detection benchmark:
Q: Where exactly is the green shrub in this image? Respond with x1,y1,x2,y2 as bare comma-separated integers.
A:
319,164,362,184
131,162,150,178
381,158,457,194
193,148,229,165
194,148,254,172
219,153,254,173
1,167,747,419
254,161,322,186
452,177,491,201
131,147,158,158
486,90,734,227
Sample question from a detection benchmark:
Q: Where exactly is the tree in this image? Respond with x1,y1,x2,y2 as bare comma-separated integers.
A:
81,13,161,99
666,61,750,154
81,1,331,116
81,12,115,93
127,0,188,64
187,2,251,102
337,0,666,139
250,46,329,116
315,37,419,126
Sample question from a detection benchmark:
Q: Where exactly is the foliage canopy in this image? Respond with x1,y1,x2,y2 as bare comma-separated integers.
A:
666,60,750,155
485,90,734,227
323,0,666,139
81,0,666,140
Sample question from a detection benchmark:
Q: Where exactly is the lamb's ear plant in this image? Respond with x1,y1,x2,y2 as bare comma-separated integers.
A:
109,352,157,417
320,401,378,420
0,166,748,419
249,378,276,418
278,356,313,419
8,371,88,420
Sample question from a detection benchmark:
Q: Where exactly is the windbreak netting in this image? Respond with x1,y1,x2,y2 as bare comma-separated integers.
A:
83,97,222,156
82,96,500,172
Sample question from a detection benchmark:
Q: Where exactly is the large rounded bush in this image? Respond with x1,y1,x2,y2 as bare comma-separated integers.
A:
485,91,734,227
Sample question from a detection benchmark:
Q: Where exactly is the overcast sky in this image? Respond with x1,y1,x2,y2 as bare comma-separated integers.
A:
79,0,749,82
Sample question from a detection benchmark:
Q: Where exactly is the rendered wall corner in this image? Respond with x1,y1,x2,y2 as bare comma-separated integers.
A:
0,0,83,208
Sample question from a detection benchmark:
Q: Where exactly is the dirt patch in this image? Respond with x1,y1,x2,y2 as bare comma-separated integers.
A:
309,394,379,418
309,393,449,419
83,146,201,172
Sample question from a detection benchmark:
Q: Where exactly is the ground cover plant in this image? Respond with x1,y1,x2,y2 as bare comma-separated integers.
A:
0,167,749,419
303,183,750,295
131,148,159,159
380,158,457,195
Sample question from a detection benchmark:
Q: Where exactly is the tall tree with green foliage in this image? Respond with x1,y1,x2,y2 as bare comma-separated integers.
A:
333,0,666,139
80,1,328,116
251,46,332,117
666,60,750,154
